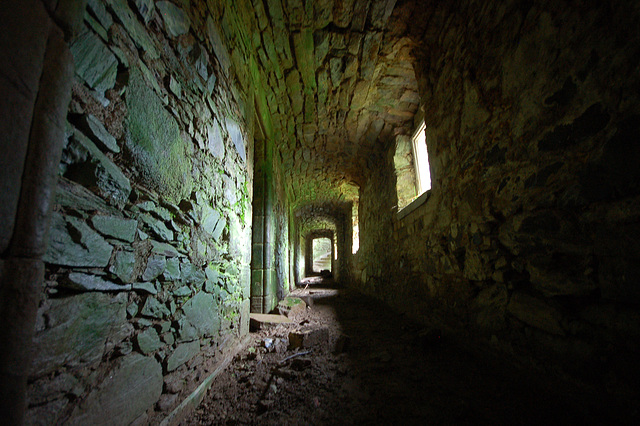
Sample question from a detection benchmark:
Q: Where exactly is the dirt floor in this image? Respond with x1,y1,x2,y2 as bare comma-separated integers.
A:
185,277,637,425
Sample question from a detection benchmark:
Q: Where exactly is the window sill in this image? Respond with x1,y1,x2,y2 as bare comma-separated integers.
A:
397,190,430,220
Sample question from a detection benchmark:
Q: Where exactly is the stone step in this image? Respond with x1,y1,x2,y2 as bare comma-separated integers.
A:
249,313,292,331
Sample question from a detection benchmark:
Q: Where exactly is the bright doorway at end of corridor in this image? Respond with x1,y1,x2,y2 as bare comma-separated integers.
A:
312,237,332,273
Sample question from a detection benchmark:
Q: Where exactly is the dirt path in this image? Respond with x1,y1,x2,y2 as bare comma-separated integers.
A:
185,278,636,425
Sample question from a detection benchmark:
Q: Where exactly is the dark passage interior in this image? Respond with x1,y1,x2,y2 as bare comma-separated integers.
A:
1,0,639,424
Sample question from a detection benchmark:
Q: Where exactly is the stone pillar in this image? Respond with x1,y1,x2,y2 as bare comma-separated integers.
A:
250,133,277,313
0,1,76,422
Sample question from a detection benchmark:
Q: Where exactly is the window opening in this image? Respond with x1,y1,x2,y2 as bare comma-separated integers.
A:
412,121,431,194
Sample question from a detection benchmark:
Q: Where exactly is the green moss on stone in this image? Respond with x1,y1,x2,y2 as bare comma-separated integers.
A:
126,68,193,203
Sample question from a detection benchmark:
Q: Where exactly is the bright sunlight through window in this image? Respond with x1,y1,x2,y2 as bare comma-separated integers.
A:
412,121,431,194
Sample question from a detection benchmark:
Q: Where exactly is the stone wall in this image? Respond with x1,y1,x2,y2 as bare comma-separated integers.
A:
27,1,254,423
356,0,640,390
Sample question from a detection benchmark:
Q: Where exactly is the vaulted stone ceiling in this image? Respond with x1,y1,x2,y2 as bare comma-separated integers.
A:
200,0,420,209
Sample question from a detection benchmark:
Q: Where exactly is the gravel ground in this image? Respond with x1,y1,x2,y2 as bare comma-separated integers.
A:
185,278,637,425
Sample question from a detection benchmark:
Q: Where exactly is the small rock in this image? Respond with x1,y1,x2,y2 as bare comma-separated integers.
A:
156,393,179,412
288,327,329,349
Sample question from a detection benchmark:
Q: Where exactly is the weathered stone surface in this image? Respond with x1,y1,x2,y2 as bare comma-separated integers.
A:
65,272,132,292
201,206,221,236
225,118,246,162
28,372,84,406
55,177,115,213
91,215,137,242
207,120,225,158
181,262,206,286
66,126,131,207
140,214,174,242
151,240,180,257
172,285,191,297
45,212,113,267
157,1,190,37
163,257,181,280
142,254,166,281
105,0,159,59
69,26,117,93
166,341,200,372
141,296,170,319
76,114,120,153
182,291,220,338
132,281,158,294
507,293,565,336
136,327,162,354
133,0,155,23
68,353,162,425
31,292,127,377
110,250,136,283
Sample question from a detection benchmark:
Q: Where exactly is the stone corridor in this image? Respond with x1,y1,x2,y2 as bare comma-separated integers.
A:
1,0,640,424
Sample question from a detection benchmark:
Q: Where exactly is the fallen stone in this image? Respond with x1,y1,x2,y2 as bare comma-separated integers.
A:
91,215,137,242
167,341,200,372
288,326,329,349
68,353,162,425
137,327,162,354
156,393,179,412
65,272,132,292
250,313,292,331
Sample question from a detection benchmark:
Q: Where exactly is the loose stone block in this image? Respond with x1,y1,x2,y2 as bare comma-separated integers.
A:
288,326,330,349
